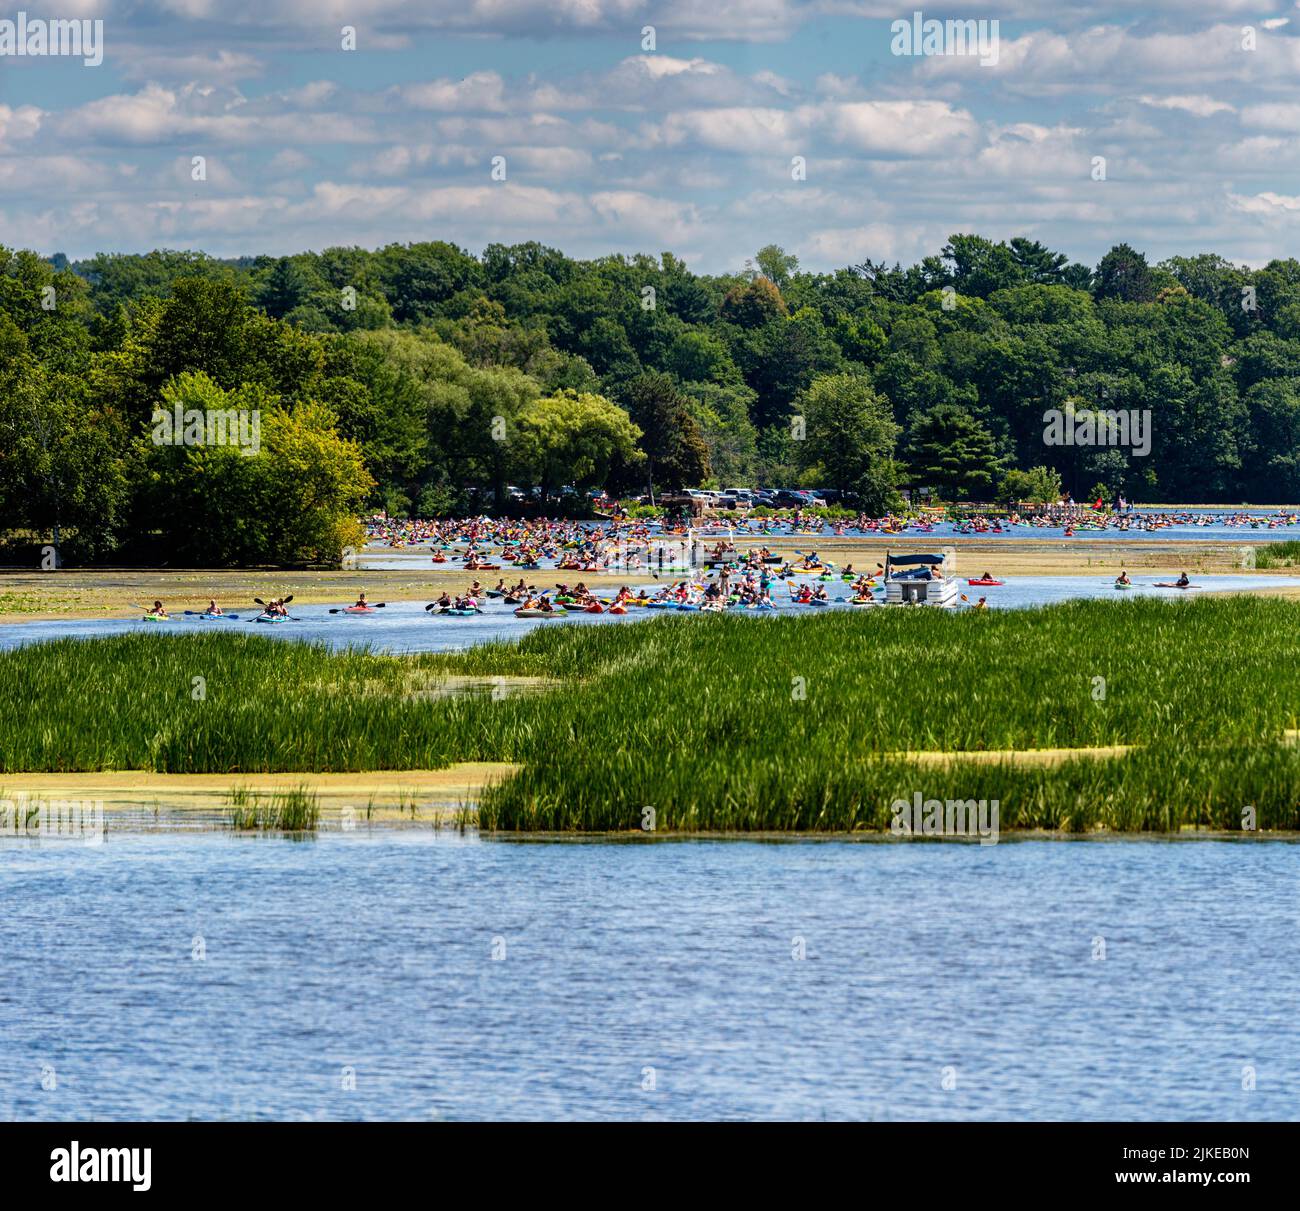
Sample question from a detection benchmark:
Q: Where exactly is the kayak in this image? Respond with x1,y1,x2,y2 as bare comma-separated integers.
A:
142,613,169,622
440,608,479,616
343,606,376,614
1113,583,1132,590
966,578,1004,586
608,605,628,615
1154,583,1199,589
514,608,555,618
850,597,877,606
584,604,605,614
255,613,287,623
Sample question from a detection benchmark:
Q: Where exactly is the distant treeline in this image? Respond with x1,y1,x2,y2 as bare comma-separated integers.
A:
3,235,1298,563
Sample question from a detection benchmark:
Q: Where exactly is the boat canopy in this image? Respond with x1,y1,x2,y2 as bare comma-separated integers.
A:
888,553,945,566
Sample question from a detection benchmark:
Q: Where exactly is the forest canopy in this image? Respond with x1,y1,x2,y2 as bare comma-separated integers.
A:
4,234,1298,563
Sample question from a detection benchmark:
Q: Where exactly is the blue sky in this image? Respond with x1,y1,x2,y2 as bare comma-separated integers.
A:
2,2,1300,273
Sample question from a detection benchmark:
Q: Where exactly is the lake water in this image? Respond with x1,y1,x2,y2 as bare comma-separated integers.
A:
0,831,1293,1121
0,574,1293,655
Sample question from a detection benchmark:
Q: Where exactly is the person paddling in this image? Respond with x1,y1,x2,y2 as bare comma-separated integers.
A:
150,600,168,618
355,592,369,608
1176,571,1190,587
205,599,222,615
1115,570,1131,586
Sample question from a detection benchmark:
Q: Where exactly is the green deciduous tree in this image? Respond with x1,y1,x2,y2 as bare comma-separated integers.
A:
795,373,900,511
144,374,371,565
511,390,643,495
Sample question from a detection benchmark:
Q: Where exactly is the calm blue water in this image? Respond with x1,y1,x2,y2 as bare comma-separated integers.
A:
0,574,1293,654
0,832,1293,1121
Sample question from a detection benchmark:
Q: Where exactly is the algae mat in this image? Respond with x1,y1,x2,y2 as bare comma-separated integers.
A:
0,764,517,825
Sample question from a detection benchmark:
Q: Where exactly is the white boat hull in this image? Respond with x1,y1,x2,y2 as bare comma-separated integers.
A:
884,578,960,607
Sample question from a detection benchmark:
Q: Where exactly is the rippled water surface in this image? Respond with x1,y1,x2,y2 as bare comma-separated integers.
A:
1,833,1295,1121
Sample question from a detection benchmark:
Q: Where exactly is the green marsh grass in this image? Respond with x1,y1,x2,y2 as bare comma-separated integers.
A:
227,784,320,832
5,598,1300,831
1253,540,1300,569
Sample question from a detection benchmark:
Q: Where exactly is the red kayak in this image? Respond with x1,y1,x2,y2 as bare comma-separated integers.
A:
967,578,1004,586
344,605,376,614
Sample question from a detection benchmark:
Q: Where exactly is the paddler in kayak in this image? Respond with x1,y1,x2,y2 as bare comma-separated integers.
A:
1115,570,1131,586
205,599,222,615
1175,571,1190,587
150,600,168,618
354,592,369,608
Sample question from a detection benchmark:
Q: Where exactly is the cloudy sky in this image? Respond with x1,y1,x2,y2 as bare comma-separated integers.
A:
2,1,1300,272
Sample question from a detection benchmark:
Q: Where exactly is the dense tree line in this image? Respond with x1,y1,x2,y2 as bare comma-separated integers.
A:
4,234,1300,563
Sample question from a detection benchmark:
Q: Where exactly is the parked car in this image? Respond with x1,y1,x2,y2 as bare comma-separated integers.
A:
686,488,720,507
770,489,810,508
